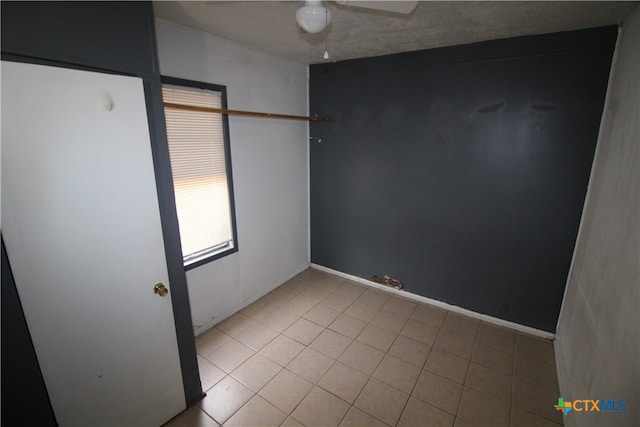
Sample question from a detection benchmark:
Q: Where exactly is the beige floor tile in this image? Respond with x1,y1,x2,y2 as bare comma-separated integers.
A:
291,283,316,298
424,349,469,384
315,274,346,291
476,322,516,352
514,356,559,392
454,417,473,427
397,397,455,427
382,297,418,317
292,387,350,426
329,313,368,339
321,292,359,312
276,279,303,295
434,330,475,359
411,304,447,328
231,353,282,392
196,328,231,357
281,416,304,426
335,280,367,298
294,276,316,290
412,370,463,415
303,305,341,327
373,354,421,394
215,313,257,338
340,406,389,427
510,406,563,426
356,324,398,352
261,287,296,307
388,335,431,368
260,308,300,332
339,341,385,375
259,369,313,414
370,308,409,333
287,347,335,383
283,317,325,345
512,378,563,424
198,376,253,424
441,313,479,341
355,378,410,426
515,334,555,366
205,339,255,373
280,295,318,316
224,395,287,427
290,268,323,283
457,386,510,426
197,355,225,392
259,334,305,367
241,299,276,321
162,405,219,427
400,318,440,346
465,362,512,397
235,323,279,351
345,301,380,322
299,285,332,303
309,328,353,359
318,361,369,403
472,341,514,375
356,288,391,308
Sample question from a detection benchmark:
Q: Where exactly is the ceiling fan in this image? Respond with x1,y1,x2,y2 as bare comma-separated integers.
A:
296,0,418,33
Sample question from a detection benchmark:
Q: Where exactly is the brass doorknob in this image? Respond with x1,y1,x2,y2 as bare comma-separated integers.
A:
154,283,169,297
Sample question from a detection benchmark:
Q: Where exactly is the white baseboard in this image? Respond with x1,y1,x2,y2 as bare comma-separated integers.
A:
311,263,555,340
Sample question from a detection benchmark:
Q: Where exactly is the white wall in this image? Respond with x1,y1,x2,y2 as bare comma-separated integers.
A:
154,18,310,333
555,5,639,426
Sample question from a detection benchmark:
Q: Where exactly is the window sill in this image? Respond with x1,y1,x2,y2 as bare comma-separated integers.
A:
184,244,237,271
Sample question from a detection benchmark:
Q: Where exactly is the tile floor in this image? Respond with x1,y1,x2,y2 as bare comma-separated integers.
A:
164,268,562,427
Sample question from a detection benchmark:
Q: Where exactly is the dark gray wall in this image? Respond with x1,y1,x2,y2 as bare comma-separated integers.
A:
1,0,202,413
310,27,617,332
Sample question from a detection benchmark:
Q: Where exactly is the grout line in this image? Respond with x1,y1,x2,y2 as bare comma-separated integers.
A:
511,326,518,427
505,331,520,423
280,366,315,422
459,313,480,419
311,263,556,340
396,304,424,426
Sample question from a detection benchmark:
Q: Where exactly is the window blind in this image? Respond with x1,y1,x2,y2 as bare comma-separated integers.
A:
162,86,232,261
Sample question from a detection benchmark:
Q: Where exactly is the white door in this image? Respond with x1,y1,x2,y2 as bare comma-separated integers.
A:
1,61,186,426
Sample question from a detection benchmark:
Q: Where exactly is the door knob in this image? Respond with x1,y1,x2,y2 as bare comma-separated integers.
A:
154,283,169,297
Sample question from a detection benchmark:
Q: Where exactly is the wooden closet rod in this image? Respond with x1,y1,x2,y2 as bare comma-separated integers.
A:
163,102,331,122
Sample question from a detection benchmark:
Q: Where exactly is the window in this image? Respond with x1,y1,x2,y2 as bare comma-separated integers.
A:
161,77,238,269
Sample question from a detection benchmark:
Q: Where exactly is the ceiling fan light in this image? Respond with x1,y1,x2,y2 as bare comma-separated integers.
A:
296,1,331,33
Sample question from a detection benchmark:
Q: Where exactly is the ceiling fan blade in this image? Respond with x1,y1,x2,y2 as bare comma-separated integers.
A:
334,0,418,15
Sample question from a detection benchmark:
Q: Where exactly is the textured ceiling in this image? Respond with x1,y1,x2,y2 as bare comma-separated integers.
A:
153,1,637,64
